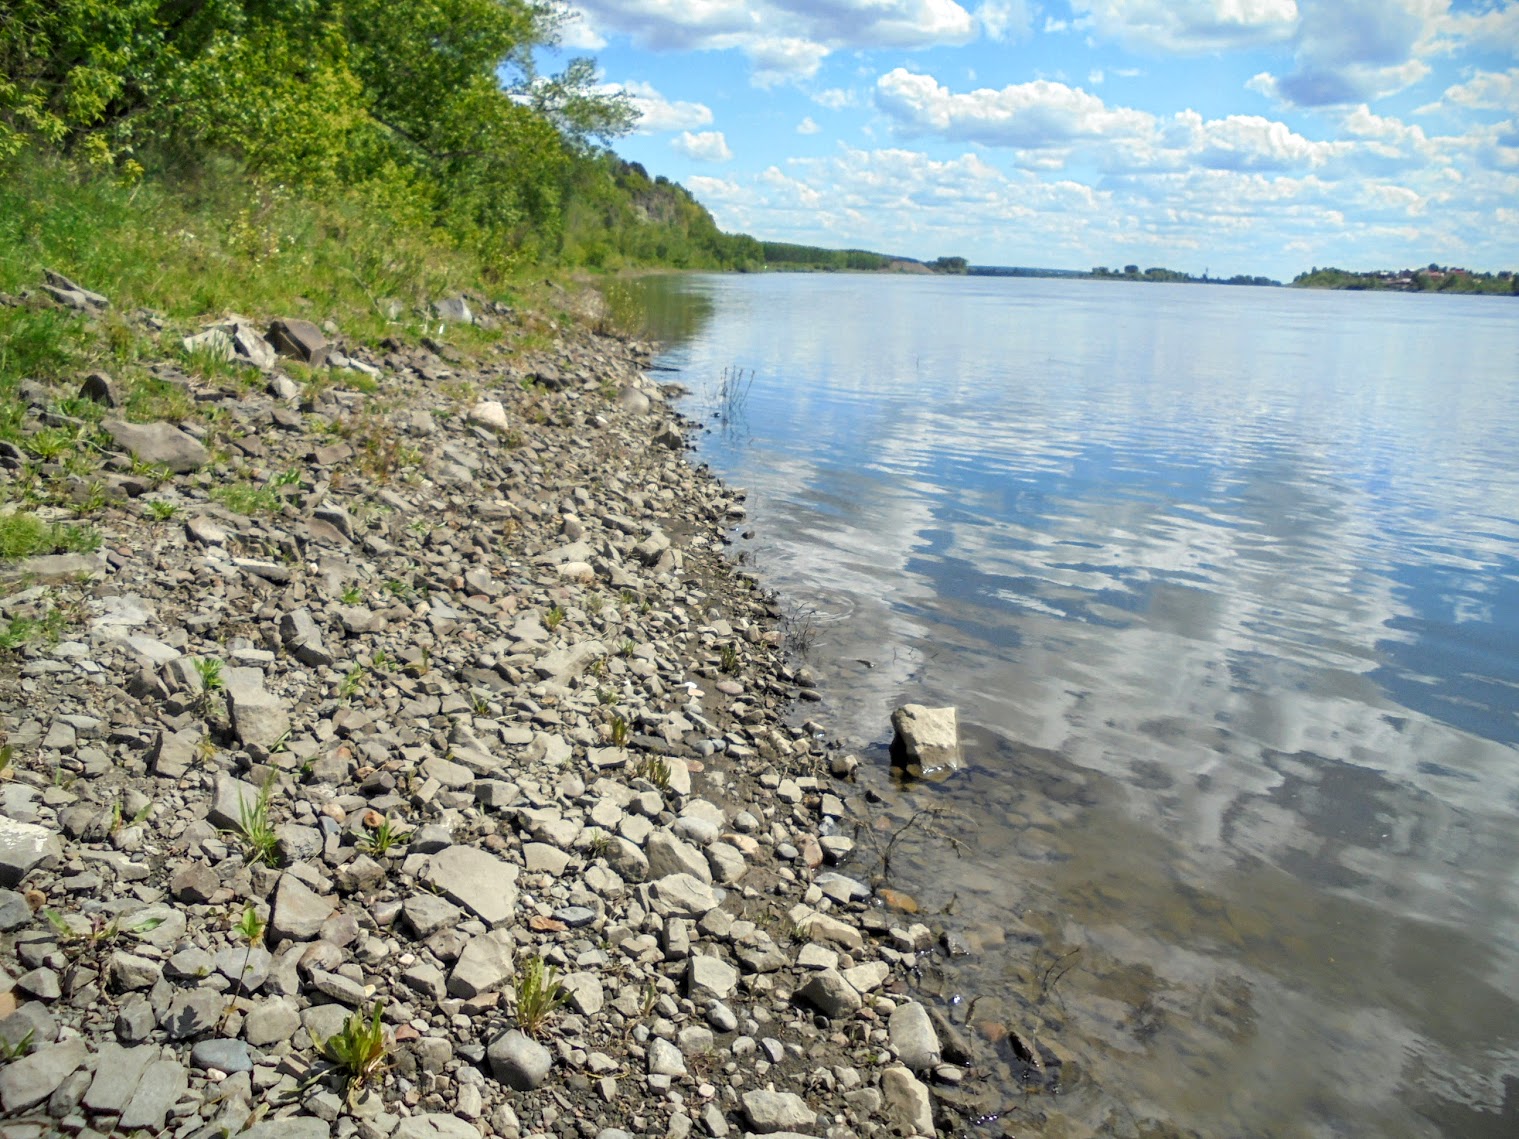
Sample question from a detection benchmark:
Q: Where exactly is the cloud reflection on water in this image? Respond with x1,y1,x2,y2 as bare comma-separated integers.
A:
651,272,1519,1136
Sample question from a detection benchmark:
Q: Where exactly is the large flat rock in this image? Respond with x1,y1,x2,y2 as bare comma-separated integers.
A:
420,846,518,927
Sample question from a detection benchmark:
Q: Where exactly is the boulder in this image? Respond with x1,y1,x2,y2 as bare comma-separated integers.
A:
102,419,209,474
0,817,63,887
890,704,961,775
266,318,329,367
488,1029,552,1090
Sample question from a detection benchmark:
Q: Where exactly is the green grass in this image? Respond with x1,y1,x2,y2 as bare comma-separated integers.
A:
318,1001,390,1107
0,512,101,558
234,775,280,868
512,957,568,1036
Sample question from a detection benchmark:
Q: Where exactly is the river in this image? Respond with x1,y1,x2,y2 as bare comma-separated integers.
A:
612,272,1519,1138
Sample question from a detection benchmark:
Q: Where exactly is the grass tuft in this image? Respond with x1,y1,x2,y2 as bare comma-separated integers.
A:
513,957,568,1036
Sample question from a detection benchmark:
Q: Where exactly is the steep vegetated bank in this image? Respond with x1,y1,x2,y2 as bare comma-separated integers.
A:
0,0,755,273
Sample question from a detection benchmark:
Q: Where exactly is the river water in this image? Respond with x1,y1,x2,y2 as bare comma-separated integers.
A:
616,273,1519,1138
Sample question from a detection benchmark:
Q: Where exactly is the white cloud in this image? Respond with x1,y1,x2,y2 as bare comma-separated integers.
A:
1434,68,1519,113
1068,0,1300,53
1268,0,1441,107
976,0,1034,40
1431,1,1519,55
671,129,735,161
566,1,979,82
814,87,859,109
797,116,822,134
1090,68,1106,85
608,80,714,133
875,68,1155,150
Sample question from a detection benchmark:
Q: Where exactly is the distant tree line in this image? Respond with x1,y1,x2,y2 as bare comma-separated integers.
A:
1292,265,1518,295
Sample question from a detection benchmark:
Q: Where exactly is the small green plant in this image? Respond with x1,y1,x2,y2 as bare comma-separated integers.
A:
0,512,102,558
212,481,283,516
609,715,630,749
235,774,280,868
0,744,12,777
318,1001,390,1106
369,649,393,671
634,754,671,790
0,1027,34,1060
619,589,636,606
383,579,416,601
584,592,604,613
512,957,567,1036
597,687,619,706
0,607,70,651
340,585,363,605
193,656,225,692
360,815,411,857
338,664,367,700
233,901,266,948
145,499,178,522
543,604,566,631
719,643,740,674
618,638,636,659
225,901,267,1020
584,829,613,858
269,467,302,489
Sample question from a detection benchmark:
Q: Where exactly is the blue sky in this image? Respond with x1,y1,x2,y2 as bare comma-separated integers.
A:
549,1,1519,279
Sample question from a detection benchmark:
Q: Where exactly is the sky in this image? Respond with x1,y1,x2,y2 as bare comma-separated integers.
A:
548,0,1519,279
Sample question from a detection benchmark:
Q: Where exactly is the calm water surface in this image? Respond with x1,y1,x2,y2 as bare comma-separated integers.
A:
626,274,1519,1138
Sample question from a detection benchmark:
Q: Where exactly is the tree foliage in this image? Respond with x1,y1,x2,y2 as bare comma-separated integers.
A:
0,0,730,269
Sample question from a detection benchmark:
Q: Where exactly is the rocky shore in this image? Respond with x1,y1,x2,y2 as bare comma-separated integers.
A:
0,294,982,1139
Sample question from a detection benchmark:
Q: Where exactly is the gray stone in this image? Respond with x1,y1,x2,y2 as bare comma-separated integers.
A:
533,641,606,685
83,1042,154,1113
890,704,960,775
650,873,720,918
115,993,156,1042
488,1029,552,1090
797,968,862,1019
433,296,474,324
561,971,604,1015
741,1090,817,1134
448,930,515,999
420,845,518,926
190,1037,254,1073
686,955,738,1002
605,836,649,883
280,609,334,666
240,1119,331,1139
267,318,329,367
0,888,33,931
468,400,510,433
403,893,462,937
648,1037,686,1077
109,950,162,990
0,817,63,887
270,872,335,942
394,1114,482,1139
215,946,272,992
705,842,748,885
881,1065,935,1136
647,830,712,885
163,988,221,1039
223,667,291,750
79,371,119,406
309,969,366,1006
102,419,209,473
0,1036,87,1112
243,997,301,1047
888,1001,942,1072
183,327,235,359
208,772,268,832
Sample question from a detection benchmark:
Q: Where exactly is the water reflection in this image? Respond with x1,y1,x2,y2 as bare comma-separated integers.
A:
656,274,1519,1136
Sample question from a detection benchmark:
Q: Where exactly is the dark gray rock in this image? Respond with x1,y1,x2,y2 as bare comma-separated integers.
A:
191,1038,254,1073
266,318,329,367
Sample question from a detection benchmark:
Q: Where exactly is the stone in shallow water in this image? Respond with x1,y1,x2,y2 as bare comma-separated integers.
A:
889,703,961,775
